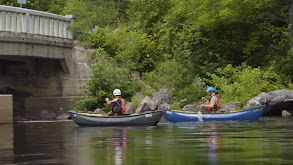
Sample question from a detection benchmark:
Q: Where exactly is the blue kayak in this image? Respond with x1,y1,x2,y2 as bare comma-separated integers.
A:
163,105,266,122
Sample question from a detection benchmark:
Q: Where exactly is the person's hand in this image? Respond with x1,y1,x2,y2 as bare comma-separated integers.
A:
200,104,205,108
105,98,109,102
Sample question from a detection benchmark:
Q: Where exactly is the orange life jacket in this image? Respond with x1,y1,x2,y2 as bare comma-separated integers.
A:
121,98,126,114
207,95,221,111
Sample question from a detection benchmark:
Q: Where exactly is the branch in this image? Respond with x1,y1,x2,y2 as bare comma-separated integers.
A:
267,1,289,23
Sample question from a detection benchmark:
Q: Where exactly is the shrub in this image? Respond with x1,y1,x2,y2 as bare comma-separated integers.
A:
75,57,140,111
143,60,206,108
206,63,284,104
131,94,141,109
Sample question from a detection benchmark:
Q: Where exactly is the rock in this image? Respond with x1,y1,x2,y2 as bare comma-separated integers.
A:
55,113,70,120
151,88,171,110
135,96,151,113
148,100,157,110
158,103,171,110
125,102,135,114
281,110,292,118
245,92,272,108
39,110,56,120
220,102,243,112
93,108,105,114
245,89,293,115
183,103,200,111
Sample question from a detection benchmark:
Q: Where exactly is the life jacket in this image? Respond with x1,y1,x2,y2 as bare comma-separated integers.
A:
112,98,126,114
207,95,221,111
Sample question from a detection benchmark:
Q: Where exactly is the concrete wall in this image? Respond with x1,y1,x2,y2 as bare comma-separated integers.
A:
0,6,95,119
0,42,93,118
0,42,92,97
0,94,13,123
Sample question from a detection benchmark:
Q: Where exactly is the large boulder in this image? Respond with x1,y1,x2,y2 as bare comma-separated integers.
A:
245,89,293,115
135,89,171,113
158,103,171,110
135,96,151,113
220,102,243,112
151,88,171,110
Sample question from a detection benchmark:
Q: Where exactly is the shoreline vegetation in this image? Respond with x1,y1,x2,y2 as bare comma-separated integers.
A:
3,0,293,115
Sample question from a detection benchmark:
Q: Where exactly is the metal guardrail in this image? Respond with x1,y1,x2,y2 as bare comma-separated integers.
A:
0,5,74,39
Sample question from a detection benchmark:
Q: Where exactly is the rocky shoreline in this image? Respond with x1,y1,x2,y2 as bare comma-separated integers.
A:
14,89,293,122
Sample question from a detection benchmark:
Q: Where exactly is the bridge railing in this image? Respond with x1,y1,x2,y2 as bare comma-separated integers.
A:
0,5,74,39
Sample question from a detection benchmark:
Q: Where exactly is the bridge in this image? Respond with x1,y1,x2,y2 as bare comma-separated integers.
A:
0,5,92,121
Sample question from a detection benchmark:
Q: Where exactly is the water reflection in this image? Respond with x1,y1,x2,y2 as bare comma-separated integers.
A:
0,118,293,165
73,127,129,165
205,123,222,165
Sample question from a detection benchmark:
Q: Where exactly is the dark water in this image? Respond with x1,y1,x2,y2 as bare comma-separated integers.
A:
0,117,293,165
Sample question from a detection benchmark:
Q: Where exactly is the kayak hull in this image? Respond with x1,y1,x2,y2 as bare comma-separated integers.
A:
163,105,266,122
69,110,163,126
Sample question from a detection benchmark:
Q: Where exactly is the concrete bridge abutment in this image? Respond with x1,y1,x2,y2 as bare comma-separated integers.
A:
0,5,93,120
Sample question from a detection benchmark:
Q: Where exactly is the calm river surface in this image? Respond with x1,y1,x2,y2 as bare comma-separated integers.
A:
0,117,293,165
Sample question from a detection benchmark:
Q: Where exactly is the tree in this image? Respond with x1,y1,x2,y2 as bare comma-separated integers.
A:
63,0,119,40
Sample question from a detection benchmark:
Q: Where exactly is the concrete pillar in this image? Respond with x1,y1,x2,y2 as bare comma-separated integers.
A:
5,12,10,31
65,15,75,39
0,94,13,124
59,21,63,38
34,16,40,34
21,13,26,32
0,11,4,31
40,17,44,35
63,22,68,38
49,18,54,36
29,14,34,33
17,13,22,32
26,13,30,33
45,17,49,35
54,20,58,37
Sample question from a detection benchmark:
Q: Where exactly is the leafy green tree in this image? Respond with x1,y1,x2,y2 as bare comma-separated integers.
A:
63,0,119,40
143,60,206,108
207,63,285,104
89,28,157,72
75,50,139,111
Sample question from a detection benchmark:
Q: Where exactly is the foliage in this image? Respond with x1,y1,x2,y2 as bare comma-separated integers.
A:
143,60,206,108
131,94,141,109
89,28,157,72
75,51,139,111
206,63,284,104
63,0,119,40
0,0,66,14
3,0,293,108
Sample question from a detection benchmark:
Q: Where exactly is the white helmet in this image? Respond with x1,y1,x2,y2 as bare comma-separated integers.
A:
113,89,121,96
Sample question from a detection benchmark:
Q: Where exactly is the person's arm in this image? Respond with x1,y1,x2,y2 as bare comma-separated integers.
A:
202,103,215,108
200,96,215,108
105,98,117,104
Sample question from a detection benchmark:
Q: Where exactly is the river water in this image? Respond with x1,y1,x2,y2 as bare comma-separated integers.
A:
0,117,293,165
